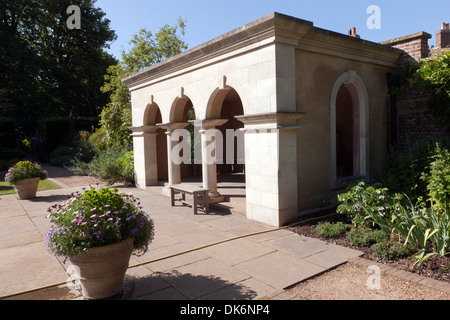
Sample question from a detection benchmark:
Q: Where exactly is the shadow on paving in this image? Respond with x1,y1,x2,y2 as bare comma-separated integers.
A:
119,270,258,300
4,270,258,300
28,194,71,203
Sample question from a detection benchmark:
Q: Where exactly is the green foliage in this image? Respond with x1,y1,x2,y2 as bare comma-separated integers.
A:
4,161,47,184
389,52,450,127
417,51,450,126
421,143,450,212
100,18,188,149
346,229,389,247
0,0,117,125
337,176,450,267
85,148,135,185
315,221,350,238
336,181,405,229
48,130,97,167
380,139,438,203
0,118,17,149
371,241,413,261
0,149,26,171
45,187,154,261
40,116,99,156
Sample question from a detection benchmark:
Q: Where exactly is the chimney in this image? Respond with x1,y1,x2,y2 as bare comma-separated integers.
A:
348,27,360,39
436,22,450,48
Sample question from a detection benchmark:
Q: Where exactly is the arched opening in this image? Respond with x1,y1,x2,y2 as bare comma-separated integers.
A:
206,87,246,207
170,96,201,180
143,103,167,182
217,88,245,176
330,71,369,188
336,85,354,178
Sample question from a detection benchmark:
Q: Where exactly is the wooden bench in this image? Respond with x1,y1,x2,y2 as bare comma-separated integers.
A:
170,184,210,215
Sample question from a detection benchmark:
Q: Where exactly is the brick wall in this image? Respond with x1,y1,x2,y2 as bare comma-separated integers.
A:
394,88,449,150
380,32,432,66
382,26,450,149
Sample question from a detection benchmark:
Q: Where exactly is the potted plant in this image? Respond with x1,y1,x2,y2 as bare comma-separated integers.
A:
4,161,48,199
44,187,154,299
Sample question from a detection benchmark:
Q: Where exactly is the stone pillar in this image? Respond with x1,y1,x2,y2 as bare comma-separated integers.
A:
158,122,189,195
236,112,304,227
129,126,159,189
198,119,228,203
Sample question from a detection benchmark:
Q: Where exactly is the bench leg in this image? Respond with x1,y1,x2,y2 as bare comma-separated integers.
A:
170,188,175,207
193,193,198,215
203,192,209,214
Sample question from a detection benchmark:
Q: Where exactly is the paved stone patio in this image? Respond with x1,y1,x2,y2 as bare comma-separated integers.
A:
0,182,363,300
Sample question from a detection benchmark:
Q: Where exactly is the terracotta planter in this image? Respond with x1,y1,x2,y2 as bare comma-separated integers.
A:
69,238,134,300
14,177,40,200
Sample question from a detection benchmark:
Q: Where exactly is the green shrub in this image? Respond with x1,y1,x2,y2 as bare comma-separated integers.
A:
371,241,412,260
380,139,449,204
315,221,350,238
346,228,389,247
119,151,135,185
88,128,108,154
421,143,450,212
336,181,404,229
49,142,95,168
88,148,134,185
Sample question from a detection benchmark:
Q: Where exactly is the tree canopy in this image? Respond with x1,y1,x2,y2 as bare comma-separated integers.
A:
0,0,117,131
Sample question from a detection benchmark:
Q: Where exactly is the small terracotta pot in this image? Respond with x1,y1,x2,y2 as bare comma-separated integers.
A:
14,177,40,200
69,238,134,300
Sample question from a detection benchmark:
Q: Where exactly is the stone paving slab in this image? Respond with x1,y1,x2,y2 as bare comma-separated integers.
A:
234,251,327,290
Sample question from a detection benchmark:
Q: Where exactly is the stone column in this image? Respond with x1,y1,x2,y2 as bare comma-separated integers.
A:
158,122,189,195
198,119,228,203
236,112,305,227
129,126,159,189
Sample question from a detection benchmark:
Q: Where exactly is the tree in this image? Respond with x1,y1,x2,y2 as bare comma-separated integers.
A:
35,0,117,117
0,0,44,126
100,17,188,148
0,0,117,132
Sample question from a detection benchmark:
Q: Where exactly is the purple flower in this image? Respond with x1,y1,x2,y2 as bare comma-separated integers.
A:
90,208,96,212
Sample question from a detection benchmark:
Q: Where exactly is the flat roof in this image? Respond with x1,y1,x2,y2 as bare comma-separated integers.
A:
123,12,400,87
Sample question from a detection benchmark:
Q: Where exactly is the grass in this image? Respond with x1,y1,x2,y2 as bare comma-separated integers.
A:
0,172,61,196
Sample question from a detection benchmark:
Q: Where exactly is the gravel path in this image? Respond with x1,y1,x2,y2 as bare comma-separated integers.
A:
285,259,450,300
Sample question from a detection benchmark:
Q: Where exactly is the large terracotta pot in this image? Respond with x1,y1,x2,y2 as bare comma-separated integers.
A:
69,238,134,300
14,177,40,200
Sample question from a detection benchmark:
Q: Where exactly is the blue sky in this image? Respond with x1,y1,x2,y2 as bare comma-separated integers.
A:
95,0,450,60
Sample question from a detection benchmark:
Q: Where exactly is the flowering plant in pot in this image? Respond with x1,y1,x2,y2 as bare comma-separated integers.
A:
45,187,154,299
4,161,48,199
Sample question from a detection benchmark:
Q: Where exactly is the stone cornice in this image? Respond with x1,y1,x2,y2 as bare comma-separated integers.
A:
298,27,402,67
236,112,305,127
122,13,314,90
122,12,402,90
128,125,159,137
